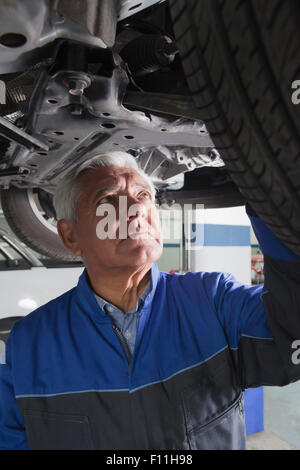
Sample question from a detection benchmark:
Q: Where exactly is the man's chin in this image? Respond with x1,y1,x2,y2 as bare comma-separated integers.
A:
117,240,162,264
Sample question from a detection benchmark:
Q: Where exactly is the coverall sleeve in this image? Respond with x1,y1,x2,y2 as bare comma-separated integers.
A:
0,329,28,449
214,204,300,390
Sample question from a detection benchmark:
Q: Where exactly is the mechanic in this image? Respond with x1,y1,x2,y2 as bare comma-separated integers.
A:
0,150,300,450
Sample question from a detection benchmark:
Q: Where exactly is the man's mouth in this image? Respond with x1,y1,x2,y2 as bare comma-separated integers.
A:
127,231,154,240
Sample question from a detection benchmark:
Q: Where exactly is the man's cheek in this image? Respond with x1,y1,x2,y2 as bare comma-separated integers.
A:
95,204,118,240
96,219,118,240
152,214,162,240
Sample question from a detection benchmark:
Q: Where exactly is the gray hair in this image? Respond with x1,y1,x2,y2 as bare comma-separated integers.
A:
53,151,156,222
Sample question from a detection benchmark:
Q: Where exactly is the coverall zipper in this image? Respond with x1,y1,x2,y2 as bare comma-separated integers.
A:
111,323,132,374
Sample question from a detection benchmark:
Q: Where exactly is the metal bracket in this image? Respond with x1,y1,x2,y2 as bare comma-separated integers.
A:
0,117,48,152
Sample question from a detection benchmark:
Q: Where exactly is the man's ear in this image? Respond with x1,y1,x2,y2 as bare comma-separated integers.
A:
57,219,82,256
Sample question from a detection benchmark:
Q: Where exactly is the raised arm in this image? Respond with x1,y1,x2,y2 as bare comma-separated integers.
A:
214,203,300,389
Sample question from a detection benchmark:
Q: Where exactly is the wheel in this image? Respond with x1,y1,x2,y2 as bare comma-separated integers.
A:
0,187,80,261
169,0,300,256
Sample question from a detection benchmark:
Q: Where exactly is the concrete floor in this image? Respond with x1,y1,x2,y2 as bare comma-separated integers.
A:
246,430,296,450
246,381,300,450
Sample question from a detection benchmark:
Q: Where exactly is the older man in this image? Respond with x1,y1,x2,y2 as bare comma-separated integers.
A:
0,151,300,450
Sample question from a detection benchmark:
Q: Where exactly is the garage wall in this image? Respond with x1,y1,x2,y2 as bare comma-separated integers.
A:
190,206,251,285
157,206,251,285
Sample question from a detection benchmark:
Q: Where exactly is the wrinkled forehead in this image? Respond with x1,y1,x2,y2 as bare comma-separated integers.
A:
78,165,151,199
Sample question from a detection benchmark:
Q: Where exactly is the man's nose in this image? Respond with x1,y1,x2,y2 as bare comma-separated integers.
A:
127,196,146,220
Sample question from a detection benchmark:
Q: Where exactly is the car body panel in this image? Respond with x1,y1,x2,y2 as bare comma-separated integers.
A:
0,214,84,319
0,265,84,319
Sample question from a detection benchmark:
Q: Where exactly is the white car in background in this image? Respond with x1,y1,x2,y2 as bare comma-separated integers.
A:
0,212,84,340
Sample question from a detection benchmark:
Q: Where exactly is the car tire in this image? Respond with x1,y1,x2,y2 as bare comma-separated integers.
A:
169,0,300,255
1,187,80,261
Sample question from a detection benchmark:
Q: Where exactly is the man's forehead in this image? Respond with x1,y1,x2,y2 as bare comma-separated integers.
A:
79,165,150,197
81,164,136,178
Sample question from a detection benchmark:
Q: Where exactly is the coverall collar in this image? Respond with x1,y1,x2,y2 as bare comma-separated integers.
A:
76,262,161,324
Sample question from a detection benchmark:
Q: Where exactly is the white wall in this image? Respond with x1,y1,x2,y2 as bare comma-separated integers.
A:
190,206,251,285
157,206,251,285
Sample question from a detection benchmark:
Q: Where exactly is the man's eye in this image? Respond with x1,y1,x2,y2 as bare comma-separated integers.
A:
97,196,111,205
137,191,151,200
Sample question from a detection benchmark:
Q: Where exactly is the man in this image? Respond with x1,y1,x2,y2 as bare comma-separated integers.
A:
0,150,300,450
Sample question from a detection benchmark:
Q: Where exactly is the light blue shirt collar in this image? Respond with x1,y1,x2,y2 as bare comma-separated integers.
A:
94,280,151,315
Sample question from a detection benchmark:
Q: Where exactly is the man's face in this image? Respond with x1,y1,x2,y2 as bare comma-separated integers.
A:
69,165,163,269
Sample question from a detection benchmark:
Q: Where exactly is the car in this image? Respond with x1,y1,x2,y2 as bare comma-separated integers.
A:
0,212,84,319
0,0,299,261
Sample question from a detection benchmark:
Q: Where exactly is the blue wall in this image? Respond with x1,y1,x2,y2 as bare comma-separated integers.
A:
244,388,264,435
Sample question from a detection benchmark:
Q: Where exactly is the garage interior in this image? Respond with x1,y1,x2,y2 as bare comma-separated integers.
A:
0,0,299,451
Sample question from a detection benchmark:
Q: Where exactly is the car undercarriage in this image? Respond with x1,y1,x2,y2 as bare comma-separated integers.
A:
0,0,299,260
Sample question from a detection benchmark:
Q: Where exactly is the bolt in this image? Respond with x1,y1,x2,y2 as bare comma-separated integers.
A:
208,150,217,161
163,39,178,57
68,77,91,96
69,103,83,116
